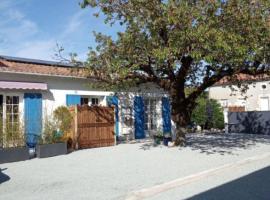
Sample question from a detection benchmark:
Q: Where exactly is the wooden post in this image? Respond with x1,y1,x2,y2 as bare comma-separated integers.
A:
74,105,79,150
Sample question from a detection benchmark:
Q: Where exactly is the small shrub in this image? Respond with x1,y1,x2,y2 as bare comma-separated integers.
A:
40,106,73,145
53,106,73,134
2,115,25,148
191,93,224,130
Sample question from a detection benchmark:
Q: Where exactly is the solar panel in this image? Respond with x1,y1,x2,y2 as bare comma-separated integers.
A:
0,55,77,67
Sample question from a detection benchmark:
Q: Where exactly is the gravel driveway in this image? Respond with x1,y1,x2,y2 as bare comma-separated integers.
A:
1,133,270,200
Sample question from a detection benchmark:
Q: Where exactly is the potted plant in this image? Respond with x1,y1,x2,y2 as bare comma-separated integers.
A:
153,131,164,145
0,118,29,164
36,106,72,158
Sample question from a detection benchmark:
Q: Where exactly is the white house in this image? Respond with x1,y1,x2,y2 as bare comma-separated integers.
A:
0,55,172,147
209,74,270,111
209,74,270,126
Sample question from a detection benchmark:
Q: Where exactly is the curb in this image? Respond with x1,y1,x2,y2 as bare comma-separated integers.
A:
126,152,270,200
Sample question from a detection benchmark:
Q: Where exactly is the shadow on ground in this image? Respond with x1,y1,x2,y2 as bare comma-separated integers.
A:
139,142,163,150
0,168,10,184
139,133,270,154
188,166,270,200
186,133,270,155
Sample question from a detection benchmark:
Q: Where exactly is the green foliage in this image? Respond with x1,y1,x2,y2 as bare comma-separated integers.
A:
191,94,224,129
53,106,73,134
80,0,270,130
191,96,208,127
40,106,72,144
40,115,58,144
0,113,25,148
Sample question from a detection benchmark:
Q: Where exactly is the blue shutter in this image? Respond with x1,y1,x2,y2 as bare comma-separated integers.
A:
66,95,81,106
162,97,171,134
134,96,145,139
24,93,42,147
107,96,119,136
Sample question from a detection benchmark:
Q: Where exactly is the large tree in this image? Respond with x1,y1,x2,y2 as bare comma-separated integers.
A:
81,0,270,145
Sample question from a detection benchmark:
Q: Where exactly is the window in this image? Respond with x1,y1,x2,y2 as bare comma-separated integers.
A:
144,99,157,131
6,96,20,134
91,98,99,105
121,99,133,128
0,95,21,148
80,97,89,105
260,97,269,111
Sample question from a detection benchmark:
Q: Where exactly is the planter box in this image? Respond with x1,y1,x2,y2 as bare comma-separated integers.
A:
36,143,67,158
0,147,29,164
153,135,164,145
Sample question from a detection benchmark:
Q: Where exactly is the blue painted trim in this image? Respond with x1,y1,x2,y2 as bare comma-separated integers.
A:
66,94,81,106
162,97,172,134
106,96,119,136
24,93,42,148
134,96,145,139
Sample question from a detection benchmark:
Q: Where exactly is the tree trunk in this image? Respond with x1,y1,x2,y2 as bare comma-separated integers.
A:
172,109,192,146
170,84,193,146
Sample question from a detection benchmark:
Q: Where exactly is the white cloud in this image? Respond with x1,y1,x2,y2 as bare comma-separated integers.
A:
14,40,56,60
0,4,42,58
0,8,39,46
61,10,88,39
0,4,89,61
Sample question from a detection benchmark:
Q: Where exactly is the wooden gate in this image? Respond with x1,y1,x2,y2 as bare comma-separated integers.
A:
71,105,115,149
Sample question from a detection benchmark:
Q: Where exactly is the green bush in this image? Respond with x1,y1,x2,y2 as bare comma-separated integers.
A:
191,94,224,130
53,106,73,134
40,106,73,144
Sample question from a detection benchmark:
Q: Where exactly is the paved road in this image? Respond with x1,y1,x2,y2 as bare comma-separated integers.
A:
1,133,270,200
135,153,270,200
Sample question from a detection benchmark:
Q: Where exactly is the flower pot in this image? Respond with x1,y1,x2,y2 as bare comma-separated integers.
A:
153,135,163,145
0,146,29,164
36,142,67,158
163,137,172,146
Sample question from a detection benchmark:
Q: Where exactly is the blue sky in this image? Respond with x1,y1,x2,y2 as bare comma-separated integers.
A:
0,0,123,61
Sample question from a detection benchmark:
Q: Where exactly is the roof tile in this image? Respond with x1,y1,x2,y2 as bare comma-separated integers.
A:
0,59,87,78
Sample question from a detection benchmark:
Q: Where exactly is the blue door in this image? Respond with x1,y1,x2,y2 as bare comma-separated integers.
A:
107,96,119,137
24,93,42,147
134,96,145,139
162,97,172,134
66,94,81,106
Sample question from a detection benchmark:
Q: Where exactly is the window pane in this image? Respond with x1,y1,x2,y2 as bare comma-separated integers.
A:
81,98,89,105
144,123,148,130
6,105,12,113
13,96,19,104
6,96,12,104
6,113,12,123
0,95,3,106
13,114,19,122
13,105,19,114
91,98,99,105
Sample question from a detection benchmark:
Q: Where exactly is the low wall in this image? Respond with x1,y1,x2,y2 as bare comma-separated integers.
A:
228,111,270,135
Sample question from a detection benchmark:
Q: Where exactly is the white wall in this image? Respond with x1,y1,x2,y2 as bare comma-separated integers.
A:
209,80,270,111
0,72,170,138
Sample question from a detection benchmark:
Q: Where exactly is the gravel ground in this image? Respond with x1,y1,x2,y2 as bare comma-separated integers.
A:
1,133,270,200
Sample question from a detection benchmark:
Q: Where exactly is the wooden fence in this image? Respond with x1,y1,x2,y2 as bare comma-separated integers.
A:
228,106,245,112
70,105,115,149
